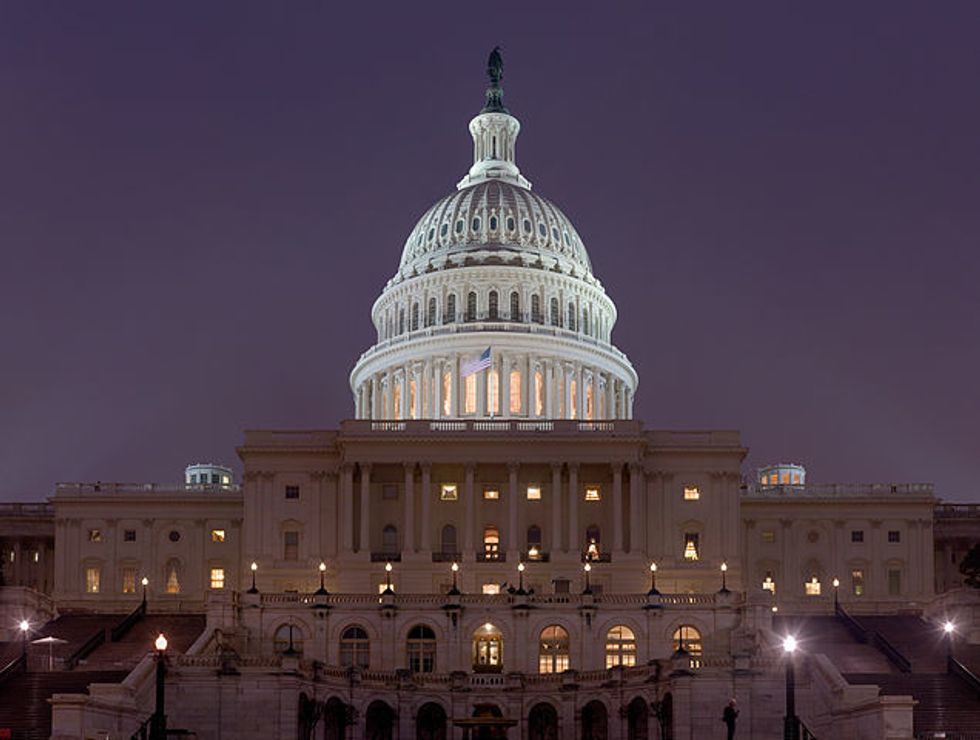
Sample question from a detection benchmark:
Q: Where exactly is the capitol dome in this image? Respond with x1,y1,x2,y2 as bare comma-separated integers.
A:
351,50,637,421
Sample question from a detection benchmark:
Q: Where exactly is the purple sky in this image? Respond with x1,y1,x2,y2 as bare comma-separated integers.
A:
1,3,978,502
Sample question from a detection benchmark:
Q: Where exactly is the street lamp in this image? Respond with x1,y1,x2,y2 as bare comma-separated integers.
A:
247,561,258,594
141,577,149,604
720,562,729,593
516,562,526,595
648,562,660,596
583,562,592,595
832,578,840,609
315,561,328,596
943,620,955,660
383,562,394,595
449,562,460,595
152,633,168,740
19,619,29,660
782,635,799,740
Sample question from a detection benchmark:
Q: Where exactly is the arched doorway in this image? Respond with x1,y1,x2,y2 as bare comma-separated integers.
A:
365,700,395,740
581,700,607,740
627,697,648,740
322,697,346,740
472,623,504,672
416,702,447,740
472,704,508,740
653,693,672,740
528,702,559,740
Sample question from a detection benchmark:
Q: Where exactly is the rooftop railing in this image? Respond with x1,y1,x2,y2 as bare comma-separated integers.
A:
55,482,242,496
0,503,54,516
744,482,934,499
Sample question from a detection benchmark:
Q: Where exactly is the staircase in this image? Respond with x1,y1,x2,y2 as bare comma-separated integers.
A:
773,614,896,673
82,614,205,670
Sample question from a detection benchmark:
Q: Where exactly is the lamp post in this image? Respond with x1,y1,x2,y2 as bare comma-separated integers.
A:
517,562,526,595
383,562,394,595
247,561,258,594
583,562,592,595
832,578,840,610
720,562,729,593
943,620,955,660
141,576,149,605
648,562,659,596
315,561,328,596
449,562,460,595
152,633,168,740
782,635,799,740
19,619,29,660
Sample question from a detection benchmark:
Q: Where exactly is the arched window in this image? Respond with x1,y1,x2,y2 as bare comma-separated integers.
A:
605,625,637,668
510,291,520,320
582,307,590,336
340,625,370,668
398,308,405,335
381,525,398,554
672,625,702,657
586,379,595,420
165,559,180,594
466,291,477,322
550,297,559,326
526,525,542,557
440,525,458,557
426,297,436,327
531,295,542,323
482,526,500,561
538,625,570,673
445,294,457,323
534,370,544,416
473,623,503,672
273,624,303,656
509,369,522,414
568,302,576,331
488,368,499,415
411,303,419,331
407,624,437,673
488,291,498,320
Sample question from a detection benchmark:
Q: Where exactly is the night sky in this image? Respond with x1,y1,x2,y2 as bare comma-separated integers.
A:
1,3,978,502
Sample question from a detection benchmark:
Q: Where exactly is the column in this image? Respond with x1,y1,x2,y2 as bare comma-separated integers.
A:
551,463,563,553
359,464,371,554
575,365,584,420
629,464,643,553
420,464,432,551
433,359,443,419
567,464,579,554
606,374,616,420
341,465,354,551
477,364,487,417
508,463,519,556
464,464,476,553
371,375,380,419
451,357,460,417
422,359,432,418
612,463,624,552
563,364,573,420
403,464,415,554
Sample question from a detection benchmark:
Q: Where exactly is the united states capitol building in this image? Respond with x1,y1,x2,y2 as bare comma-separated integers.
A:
1,51,979,740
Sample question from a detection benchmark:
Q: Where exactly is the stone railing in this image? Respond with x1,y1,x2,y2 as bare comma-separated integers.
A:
256,591,732,609
0,502,54,517
342,419,640,436
55,482,242,496
936,503,980,518
743,482,934,499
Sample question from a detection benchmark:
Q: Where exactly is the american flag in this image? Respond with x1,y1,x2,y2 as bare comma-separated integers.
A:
461,347,492,377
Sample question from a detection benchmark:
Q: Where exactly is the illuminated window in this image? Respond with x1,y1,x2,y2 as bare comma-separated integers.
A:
762,574,776,593
585,525,601,560
509,369,522,414
442,371,452,416
538,625,570,674
672,625,702,658
340,626,370,668
482,583,500,595
32,551,39,563
483,527,500,560
487,368,499,415
464,374,477,414
887,569,901,595
165,561,180,594
88,529,102,543
211,529,226,543
781,472,790,484
441,483,458,501
586,381,594,420
804,576,821,596
210,567,225,589
584,486,601,501
121,567,136,594
85,567,100,594
683,533,700,561
393,383,402,419
473,624,503,670
851,569,865,596
569,379,577,419
605,625,636,668
526,485,542,501
377,582,396,594
761,530,776,544
791,472,801,484
284,531,299,561
534,370,544,416
407,625,436,673
483,487,500,500
526,525,542,556
683,486,700,501
409,379,417,419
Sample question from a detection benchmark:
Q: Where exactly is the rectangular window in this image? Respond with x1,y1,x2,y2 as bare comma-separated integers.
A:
804,577,822,596
285,485,300,499
510,369,522,414
851,530,864,543
683,486,700,501
123,529,136,542
553,578,570,594
284,531,299,561
32,551,39,563
121,567,137,594
440,483,458,501
382,484,399,500
483,487,500,500
526,485,542,501
85,567,100,594
851,569,865,596
211,529,226,543
88,529,102,543
761,530,776,544
887,530,900,543
584,486,601,501
487,368,499,415
762,575,776,593
683,533,700,561
464,374,477,414
887,569,901,596
482,583,500,595
378,582,395,594
210,567,226,589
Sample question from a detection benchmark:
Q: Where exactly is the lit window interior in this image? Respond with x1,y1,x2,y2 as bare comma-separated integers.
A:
683,486,700,501
526,485,542,501
805,576,821,596
483,488,500,500
683,534,700,561
210,568,225,589
762,575,776,593
441,484,458,501
211,529,226,543
482,583,500,595
584,486,601,501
